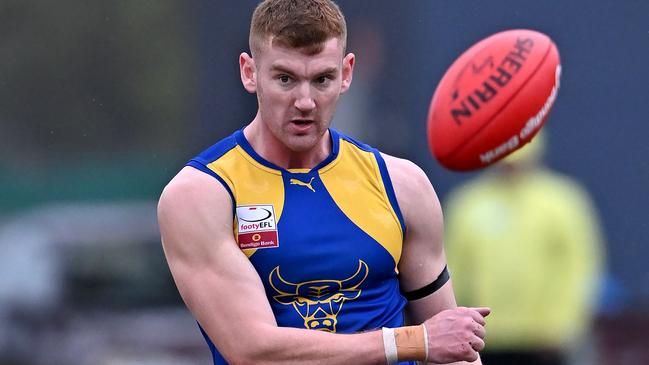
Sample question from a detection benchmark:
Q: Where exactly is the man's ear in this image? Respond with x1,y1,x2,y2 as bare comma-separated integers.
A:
340,53,355,94
240,52,257,93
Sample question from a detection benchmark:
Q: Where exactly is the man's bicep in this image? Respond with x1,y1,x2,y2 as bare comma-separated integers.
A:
384,156,457,323
157,167,277,358
399,219,457,325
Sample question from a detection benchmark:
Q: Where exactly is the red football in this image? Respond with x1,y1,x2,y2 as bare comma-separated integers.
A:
427,29,561,171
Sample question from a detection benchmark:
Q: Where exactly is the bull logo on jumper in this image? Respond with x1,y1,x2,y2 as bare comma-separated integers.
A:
269,260,368,332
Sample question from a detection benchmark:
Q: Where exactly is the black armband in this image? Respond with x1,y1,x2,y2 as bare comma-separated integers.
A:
401,265,450,301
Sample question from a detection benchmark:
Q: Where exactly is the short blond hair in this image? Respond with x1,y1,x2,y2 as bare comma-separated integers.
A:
249,0,347,56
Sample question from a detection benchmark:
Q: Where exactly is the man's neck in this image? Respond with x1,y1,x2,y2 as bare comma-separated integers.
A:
243,118,331,170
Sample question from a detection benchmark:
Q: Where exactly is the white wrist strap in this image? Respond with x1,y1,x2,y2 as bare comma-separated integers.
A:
421,324,429,361
382,327,398,364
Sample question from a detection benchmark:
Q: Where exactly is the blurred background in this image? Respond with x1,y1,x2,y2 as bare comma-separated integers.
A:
1,1,647,364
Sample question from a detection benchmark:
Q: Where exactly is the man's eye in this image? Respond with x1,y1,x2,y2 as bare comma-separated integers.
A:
279,75,291,83
317,76,329,84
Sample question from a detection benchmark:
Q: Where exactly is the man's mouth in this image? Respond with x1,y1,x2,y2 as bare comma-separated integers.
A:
291,119,314,125
289,119,316,134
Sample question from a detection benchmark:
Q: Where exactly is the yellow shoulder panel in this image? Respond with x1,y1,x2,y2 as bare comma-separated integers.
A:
319,140,403,268
207,146,285,258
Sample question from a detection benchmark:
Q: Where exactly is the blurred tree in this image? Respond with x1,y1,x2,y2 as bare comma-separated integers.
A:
0,0,195,164
0,0,196,209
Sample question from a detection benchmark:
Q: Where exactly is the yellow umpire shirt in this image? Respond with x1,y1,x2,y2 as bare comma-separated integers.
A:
444,167,604,351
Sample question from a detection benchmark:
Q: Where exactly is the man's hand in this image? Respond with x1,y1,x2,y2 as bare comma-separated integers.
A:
424,307,490,363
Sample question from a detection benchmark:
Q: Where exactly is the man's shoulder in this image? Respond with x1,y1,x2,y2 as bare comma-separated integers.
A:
159,167,232,218
332,129,428,182
380,153,430,191
161,167,223,201
379,152,440,228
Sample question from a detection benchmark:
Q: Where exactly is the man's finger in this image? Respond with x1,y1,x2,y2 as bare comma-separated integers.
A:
473,323,486,338
470,307,491,317
467,307,490,325
469,338,485,352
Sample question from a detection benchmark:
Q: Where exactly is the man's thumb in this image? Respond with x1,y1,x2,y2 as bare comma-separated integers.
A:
470,307,491,317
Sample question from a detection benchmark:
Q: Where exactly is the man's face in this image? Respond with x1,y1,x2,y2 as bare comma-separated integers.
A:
249,38,353,152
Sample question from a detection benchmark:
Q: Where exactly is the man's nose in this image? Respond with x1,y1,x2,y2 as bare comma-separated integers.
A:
294,84,316,112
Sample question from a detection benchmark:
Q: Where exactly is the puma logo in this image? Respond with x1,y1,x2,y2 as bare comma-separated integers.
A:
289,177,315,192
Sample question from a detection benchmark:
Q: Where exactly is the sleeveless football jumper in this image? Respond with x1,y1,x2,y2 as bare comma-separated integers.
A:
187,128,413,364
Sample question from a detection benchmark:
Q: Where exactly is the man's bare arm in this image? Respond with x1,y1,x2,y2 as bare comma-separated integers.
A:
158,167,385,364
384,155,490,365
